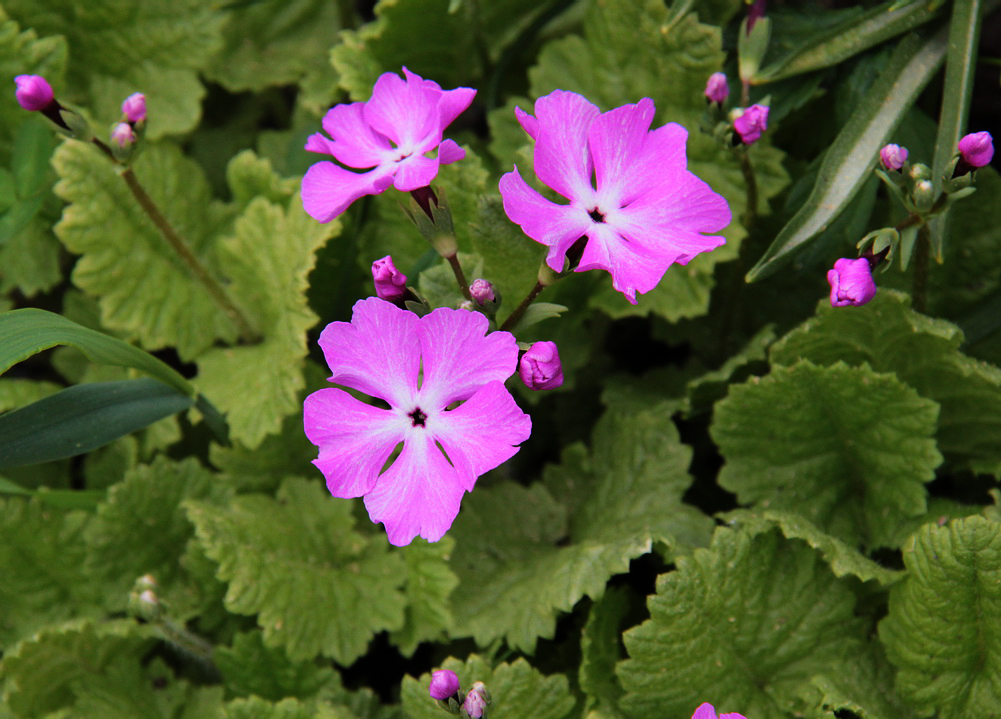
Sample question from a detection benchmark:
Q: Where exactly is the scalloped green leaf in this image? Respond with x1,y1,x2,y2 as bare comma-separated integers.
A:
52,141,238,360
771,290,1001,476
185,477,406,663
222,696,360,719
711,361,942,549
580,586,633,719
216,631,338,702
879,516,1001,718
618,527,869,719
3,0,224,137
401,655,574,719
683,324,776,417
449,403,713,652
794,642,909,719
0,217,61,297
389,536,458,656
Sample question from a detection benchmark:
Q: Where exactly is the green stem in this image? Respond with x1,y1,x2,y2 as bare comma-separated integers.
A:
500,281,545,333
912,224,930,313
737,150,759,230
446,253,472,301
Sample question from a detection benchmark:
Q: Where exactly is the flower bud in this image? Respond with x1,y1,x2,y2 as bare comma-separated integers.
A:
704,72,729,104
958,131,994,169
429,670,460,700
14,74,54,111
879,143,907,171
912,179,934,211
371,255,407,302
462,682,490,719
733,104,769,145
827,258,876,308
908,163,931,181
121,92,146,123
111,122,136,149
470,279,495,305
519,341,564,391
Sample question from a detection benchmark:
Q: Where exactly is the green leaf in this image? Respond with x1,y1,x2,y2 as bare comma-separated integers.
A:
52,141,238,360
216,631,339,702
511,302,568,331
747,30,948,282
418,253,484,310
3,0,224,137
0,499,106,650
0,217,61,297
794,642,909,719
193,190,334,448
186,478,406,663
401,655,575,719
770,290,1001,476
0,379,193,471
711,361,942,549
449,403,713,652
683,324,776,417
222,696,359,719
879,516,1001,718
618,527,869,719
580,586,634,719
389,536,459,656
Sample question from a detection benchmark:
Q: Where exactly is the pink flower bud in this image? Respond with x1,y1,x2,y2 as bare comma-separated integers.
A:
827,257,876,308
121,92,146,123
371,255,407,302
704,73,729,104
111,122,136,149
734,104,769,145
519,341,564,391
14,74,53,111
429,669,460,700
470,279,495,305
958,131,994,169
879,143,908,171
462,682,489,719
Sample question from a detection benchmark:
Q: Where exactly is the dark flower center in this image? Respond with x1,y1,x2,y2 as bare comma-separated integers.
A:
409,407,428,427
588,207,606,223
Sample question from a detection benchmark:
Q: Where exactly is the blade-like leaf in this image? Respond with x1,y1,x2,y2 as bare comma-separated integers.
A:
0,379,192,470
747,30,947,282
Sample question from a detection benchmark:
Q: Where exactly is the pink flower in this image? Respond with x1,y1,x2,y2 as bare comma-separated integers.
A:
121,92,146,123
827,257,876,308
303,298,531,546
463,682,489,719
470,279,495,305
499,91,730,304
301,67,475,223
879,143,908,171
371,255,407,302
110,122,136,149
519,341,563,391
734,104,769,145
429,670,460,700
958,131,994,169
691,702,747,719
705,73,729,104
14,74,53,111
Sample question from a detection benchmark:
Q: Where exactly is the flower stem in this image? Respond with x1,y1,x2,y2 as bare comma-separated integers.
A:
737,150,758,230
912,224,930,313
446,253,472,301
500,281,545,333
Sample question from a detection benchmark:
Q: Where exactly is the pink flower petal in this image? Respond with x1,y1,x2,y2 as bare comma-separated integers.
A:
514,105,539,140
417,308,519,407
437,139,466,165
499,167,592,272
589,98,657,208
436,85,477,129
577,222,667,304
305,131,335,155
432,381,531,491
621,122,689,203
531,90,601,201
691,704,718,719
319,102,394,168
393,153,441,191
364,70,438,152
618,169,731,235
363,432,467,546
304,388,406,498
318,296,421,407
301,162,396,223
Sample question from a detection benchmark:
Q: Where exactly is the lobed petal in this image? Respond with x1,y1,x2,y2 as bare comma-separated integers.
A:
365,69,438,153
392,153,441,191
437,139,466,165
617,168,731,235
514,105,539,140
318,102,394,168
576,222,667,304
621,121,689,203
499,167,592,272
363,432,467,546
301,161,396,223
417,308,519,408
436,85,477,130
318,296,421,408
588,98,657,208
531,90,601,202
304,388,406,498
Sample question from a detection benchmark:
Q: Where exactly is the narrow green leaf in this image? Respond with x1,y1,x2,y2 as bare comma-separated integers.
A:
747,30,947,282
755,1,943,83
0,379,193,471
879,516,1001,717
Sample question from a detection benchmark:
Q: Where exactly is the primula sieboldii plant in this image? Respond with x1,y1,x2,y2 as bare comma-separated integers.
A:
301,67,475,223
303,297,531,546
499,91,730,304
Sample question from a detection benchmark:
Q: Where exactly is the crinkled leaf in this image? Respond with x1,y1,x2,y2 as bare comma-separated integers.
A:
711,361,942,549
401,655,574,719
794,642,910,719
222,696,362,719
0,217,61,296
771,290,1001,476
216,631,339,702
618,527,868,719
0,498,106,650
52,141,238,360
194,187,334,448
879,516,1001,718
186,477,406,663
389,536,458,656
449,403,713,652
580,586,634,719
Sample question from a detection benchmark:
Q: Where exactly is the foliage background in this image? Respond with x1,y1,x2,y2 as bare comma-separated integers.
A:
1,1,1001,718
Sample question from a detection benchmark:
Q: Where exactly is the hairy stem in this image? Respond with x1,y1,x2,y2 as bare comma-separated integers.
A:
446,253,472,301
500,281,545,333
912,224,930,313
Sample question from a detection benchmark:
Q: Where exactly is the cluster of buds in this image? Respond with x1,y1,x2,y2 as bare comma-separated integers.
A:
110,92,146,161
702,72,770,147
429,670,491,719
